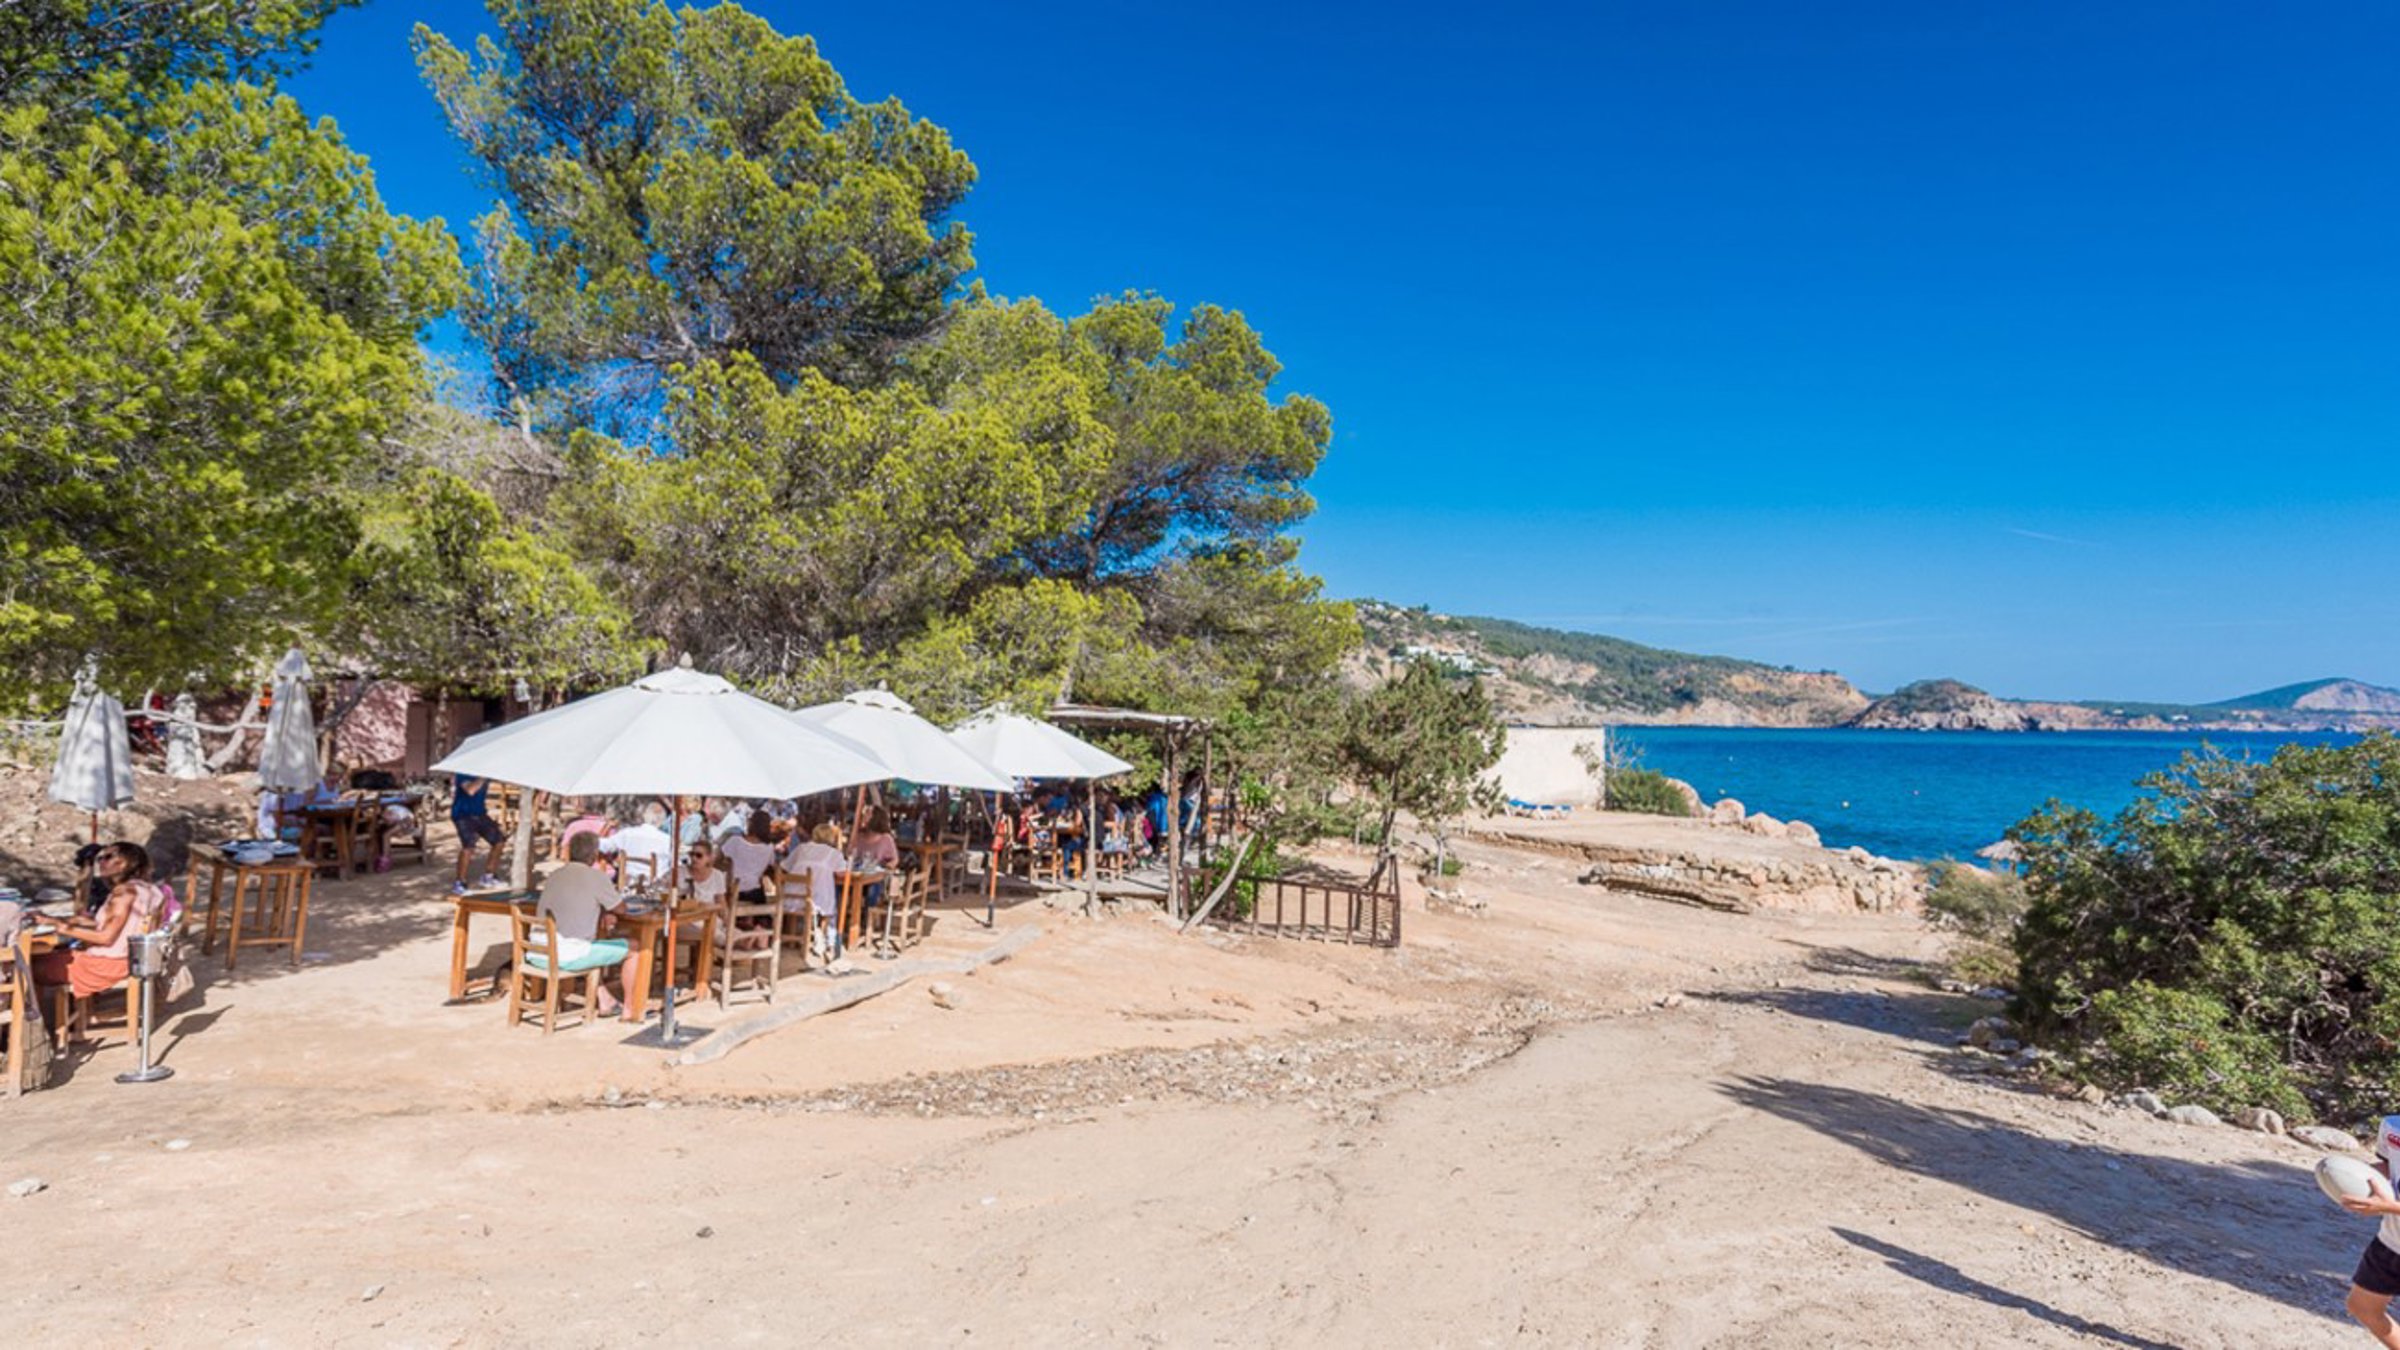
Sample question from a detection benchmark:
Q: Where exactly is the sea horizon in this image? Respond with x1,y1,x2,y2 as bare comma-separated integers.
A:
1616,724,2364,864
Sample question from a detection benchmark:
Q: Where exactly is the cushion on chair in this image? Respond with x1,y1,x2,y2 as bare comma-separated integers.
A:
523,938,629,973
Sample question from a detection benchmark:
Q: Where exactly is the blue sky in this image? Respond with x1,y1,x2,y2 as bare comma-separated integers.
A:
292,1,2400,702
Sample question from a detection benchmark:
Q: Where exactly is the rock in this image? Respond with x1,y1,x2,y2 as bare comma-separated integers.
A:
1987,1038,2021,1056
2293,1125,2364,1152
2163,1105,2222,1128
1784,819,1822,847
1970,986,2011,1002
1741,813,1788,839
361,1285,384,1303
1966,1015,2018,1050
927,981,958,1010
695,1225,714,1239
1654,992,1685,1010
1707,798,1746,826
1664,777,1704,817
6,1178,45,1199
163,1139,191,1152
2231,1107,2286,1136
1845,846,1872,866
2074,1084,2108,1105
2119,1090,2167,1116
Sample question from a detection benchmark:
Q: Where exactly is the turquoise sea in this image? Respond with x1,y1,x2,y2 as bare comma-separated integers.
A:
1620,726,2365,863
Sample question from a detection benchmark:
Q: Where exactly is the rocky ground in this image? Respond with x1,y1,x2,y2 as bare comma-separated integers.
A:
0,769,2372,1347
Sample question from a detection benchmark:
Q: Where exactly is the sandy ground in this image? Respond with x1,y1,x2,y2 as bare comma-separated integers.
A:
0,779,2372,1347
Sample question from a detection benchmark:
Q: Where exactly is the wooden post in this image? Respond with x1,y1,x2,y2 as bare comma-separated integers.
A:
508,787,537,891
1084,780,1099,915
1163,733,1182,921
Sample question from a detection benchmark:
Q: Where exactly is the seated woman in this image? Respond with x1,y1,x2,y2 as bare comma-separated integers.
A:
850,807,900,909
719,809,780,911
676,838,760,957
554,799,611,865
34,842,167,1035
781,822,848,955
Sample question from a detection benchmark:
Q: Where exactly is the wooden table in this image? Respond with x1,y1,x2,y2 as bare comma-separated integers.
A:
448,888,535,1000
298,794,420,880
199,854,314,970
449,890,718,1022
835,867,889,949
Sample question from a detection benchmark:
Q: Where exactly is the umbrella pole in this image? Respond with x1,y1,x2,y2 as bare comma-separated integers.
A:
1085,782,1098,917
657,796,685,1046
986,792,1000,929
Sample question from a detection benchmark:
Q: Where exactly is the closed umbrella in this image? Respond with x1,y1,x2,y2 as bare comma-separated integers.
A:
256,648,320,793
49,674,134,846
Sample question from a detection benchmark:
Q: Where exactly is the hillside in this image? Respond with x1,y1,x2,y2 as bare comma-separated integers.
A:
2207,678,2400,715
1353,601,2400,732
1351,603,1870,726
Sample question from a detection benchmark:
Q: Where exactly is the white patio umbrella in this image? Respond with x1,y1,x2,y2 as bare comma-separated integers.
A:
793,690,1012,792
49,674,134,844
948,708,1133,782
949,708,1134,924
435,663,888,800
256,648,322,793
434,661,890,1049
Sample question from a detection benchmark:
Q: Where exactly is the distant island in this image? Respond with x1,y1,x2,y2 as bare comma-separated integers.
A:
1353,602,2400,732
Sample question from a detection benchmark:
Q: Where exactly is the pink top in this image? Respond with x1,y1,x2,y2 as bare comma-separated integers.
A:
94,881,166,960
851,832,899,870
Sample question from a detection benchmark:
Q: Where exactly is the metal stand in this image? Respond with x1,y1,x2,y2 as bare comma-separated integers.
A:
116,931,173,1085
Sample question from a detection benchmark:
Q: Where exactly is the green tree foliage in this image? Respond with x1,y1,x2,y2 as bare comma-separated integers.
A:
2012,736,2400,1120
338,434,649,698
0,6,458,706
415,0,977,431
1341,661,1506,879
0,1,347,113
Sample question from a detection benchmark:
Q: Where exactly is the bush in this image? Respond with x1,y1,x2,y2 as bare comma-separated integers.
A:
1608,767,1694,817
2013,734,2400,1123
2083,983,2307,1119
1922,859,2027,987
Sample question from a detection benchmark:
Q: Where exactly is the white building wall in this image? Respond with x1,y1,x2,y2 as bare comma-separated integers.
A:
1486,725,1607,807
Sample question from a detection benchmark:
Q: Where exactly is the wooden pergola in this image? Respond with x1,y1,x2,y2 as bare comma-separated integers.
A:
1046,704,1214,918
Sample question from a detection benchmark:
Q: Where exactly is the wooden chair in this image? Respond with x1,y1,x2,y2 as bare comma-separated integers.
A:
507,909,623,1034
713,886,784,1008
672,870,732,988
301,810,346,878
886,865,931,951
773,874,815,968
50,881,176,1049
378,799,429,868
1027,844,1064,886
620,855,658,890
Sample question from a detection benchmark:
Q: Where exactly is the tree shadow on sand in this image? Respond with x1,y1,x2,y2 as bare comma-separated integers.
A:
1831,1228,2183,1350
1723,1075,2353,1325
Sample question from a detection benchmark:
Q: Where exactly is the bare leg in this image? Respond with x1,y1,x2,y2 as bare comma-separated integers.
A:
2350,1286,2400,1349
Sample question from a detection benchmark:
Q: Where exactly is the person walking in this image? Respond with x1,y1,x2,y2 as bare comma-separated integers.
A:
450,774,505,895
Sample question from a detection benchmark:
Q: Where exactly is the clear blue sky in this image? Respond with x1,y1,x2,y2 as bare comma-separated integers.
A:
292,1,2400,703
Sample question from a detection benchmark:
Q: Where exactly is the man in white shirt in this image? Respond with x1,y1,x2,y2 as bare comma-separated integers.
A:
536,833,631,1013
598,802,675,886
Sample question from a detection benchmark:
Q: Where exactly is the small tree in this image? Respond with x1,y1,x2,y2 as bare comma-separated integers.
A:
1340,661,1505,886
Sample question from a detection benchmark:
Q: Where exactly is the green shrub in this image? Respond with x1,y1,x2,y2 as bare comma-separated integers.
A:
1922,860,2027,985
2082,983,2307,1119
1607,767,1693,817
2013,734,2400,1123
1923,860,2028,943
